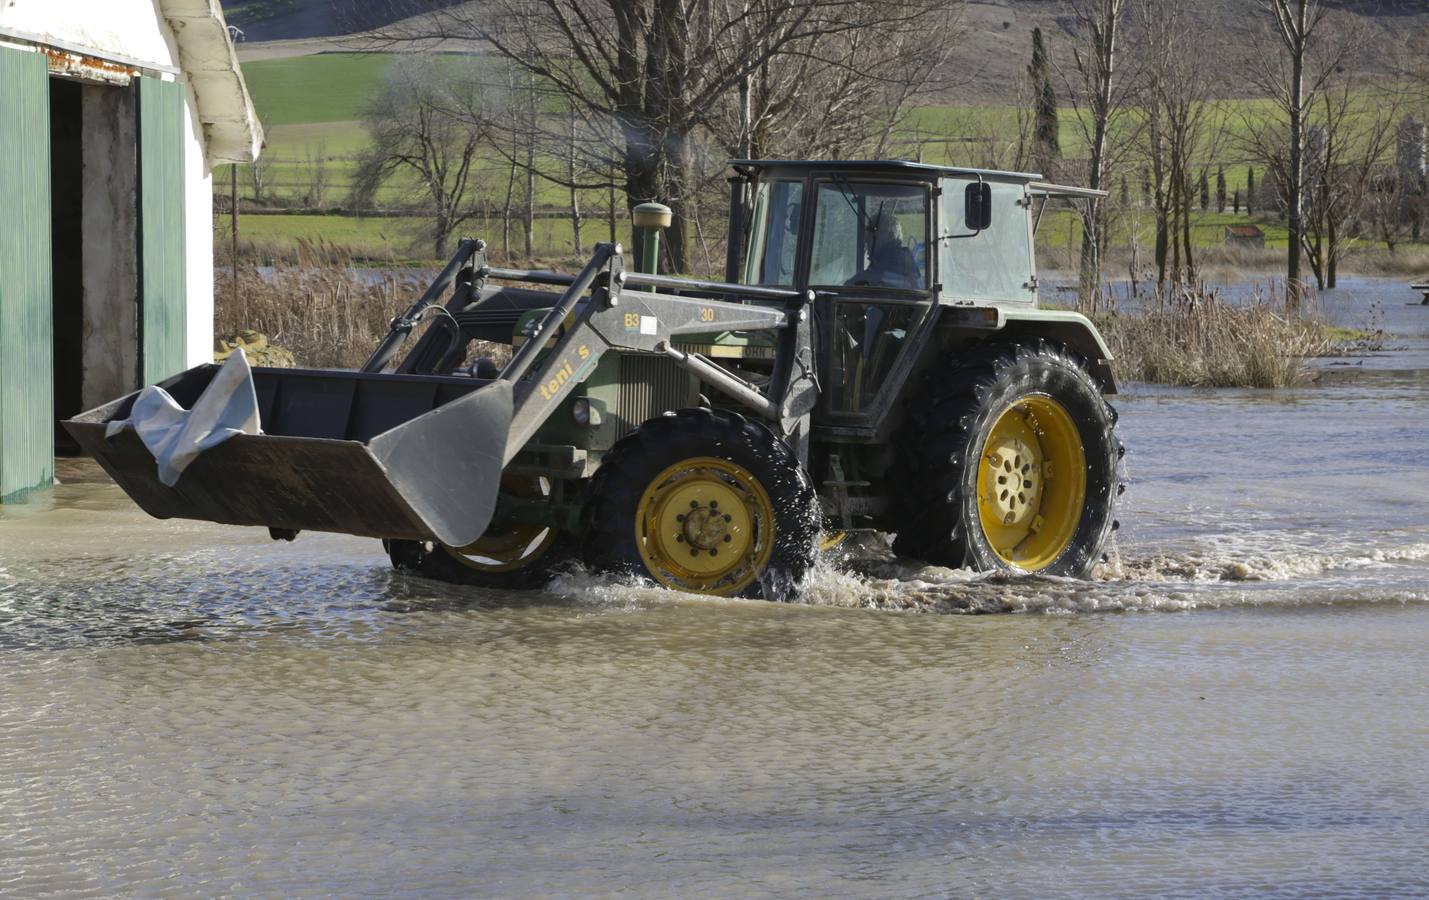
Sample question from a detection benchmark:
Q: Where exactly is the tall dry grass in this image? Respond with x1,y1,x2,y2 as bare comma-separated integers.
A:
215,250,1339,388
1094,284,1331,388
214,243,427,369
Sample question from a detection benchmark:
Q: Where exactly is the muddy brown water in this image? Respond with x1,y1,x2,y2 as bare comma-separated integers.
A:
2,279,1428,897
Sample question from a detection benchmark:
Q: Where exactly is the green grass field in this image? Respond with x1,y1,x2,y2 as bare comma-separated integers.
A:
242,53,395,124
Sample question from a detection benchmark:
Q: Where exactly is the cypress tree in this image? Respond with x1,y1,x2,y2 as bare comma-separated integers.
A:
1247,167,1256,215
1029,28,1060,167
1030,27,1048,79
1234,189,1241,214
1216,165,1227,213
1120,174,1130,205
1199,169,1210,210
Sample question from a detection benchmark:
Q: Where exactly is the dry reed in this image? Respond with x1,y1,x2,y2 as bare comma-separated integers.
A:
1095,284,1331,388
214,243,427,369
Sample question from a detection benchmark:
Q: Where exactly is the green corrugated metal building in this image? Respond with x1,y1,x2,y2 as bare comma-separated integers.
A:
0,0,262,502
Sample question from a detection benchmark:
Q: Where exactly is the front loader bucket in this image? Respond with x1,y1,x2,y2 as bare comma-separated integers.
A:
62,366,513,547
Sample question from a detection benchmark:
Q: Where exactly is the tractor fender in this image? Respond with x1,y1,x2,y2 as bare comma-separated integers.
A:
939,307,1118,394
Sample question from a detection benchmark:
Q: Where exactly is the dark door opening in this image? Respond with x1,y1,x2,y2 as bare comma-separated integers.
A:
50,78,83,454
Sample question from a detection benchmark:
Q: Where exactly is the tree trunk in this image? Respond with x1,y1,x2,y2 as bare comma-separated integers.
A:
1285,0,1307,313
1154,211,1169,291
622,144,660,270
1077,0,1120,310
1327,210,1338,289
524,162,535,260
608,176,617,244
523,74,536,260
568,108,583,256
663,128,692,274
1078,215,1100,313
1182,183,1195,283
502,159,515,261
434,210,451,260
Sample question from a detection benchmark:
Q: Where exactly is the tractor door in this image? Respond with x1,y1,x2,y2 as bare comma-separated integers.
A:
805,179,933,422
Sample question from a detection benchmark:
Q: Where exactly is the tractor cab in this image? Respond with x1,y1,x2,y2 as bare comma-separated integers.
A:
729,160,1105,421
732,159,1044,303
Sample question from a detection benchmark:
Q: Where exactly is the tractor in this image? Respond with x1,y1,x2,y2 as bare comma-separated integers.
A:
66,159,1123,601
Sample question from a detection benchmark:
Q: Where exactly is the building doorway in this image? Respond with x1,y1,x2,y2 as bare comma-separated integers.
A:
47,75,140,455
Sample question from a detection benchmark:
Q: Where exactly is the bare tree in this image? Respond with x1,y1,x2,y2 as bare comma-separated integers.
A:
349,56,488,259
370,0,957,273
246,120,275,204
1060,0,1138,309
1130,0,1226,290
302,141,328,209
1243,0,1340,310
1299,77,1400,288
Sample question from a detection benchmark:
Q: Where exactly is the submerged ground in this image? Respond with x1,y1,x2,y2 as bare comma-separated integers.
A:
2,279,1427,897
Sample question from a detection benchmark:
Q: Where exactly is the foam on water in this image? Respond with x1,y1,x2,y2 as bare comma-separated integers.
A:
528,528,1429,618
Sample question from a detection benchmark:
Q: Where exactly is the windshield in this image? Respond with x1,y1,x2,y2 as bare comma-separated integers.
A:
744,179,804,285
809,181,928,290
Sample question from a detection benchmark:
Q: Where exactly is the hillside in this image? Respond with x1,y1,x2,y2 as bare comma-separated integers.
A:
223,0,461,43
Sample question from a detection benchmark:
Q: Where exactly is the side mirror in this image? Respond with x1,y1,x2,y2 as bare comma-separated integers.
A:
965,182,992,231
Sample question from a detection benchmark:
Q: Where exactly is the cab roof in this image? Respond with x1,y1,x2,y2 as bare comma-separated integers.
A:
729,159,1043,182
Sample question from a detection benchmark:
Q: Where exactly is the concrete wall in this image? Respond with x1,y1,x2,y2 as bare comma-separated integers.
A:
80,83,140,408
182,80,213,369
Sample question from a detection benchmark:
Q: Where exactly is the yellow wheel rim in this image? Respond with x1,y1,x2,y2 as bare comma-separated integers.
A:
444,475,558,573
975,395,1086,571
820,531,850,552
636,456,775,595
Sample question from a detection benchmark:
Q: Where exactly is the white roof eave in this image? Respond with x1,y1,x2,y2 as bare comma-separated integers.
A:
158,0,263,165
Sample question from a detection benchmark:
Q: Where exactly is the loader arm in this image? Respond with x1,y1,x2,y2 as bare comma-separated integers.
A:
490,244,795,464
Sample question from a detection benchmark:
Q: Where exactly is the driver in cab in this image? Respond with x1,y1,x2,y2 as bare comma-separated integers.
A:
850,210,922,289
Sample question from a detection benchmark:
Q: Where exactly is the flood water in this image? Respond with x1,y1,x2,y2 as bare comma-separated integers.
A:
3,279,1428,896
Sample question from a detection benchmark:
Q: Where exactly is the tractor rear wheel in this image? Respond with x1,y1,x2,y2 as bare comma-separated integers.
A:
581,408,818,600
387,473,575,589
893,341,1122,577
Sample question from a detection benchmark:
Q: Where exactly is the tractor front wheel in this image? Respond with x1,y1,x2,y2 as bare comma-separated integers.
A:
893,341,1122,577
581,408,818,600
387,474,575,589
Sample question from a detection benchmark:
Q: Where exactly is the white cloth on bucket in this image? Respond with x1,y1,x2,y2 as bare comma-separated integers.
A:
105,349,262,487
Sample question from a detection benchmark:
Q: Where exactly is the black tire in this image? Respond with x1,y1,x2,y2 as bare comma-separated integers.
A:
386,535,577,589
581,408,819,600
892,341,1123,577
386,471,578,590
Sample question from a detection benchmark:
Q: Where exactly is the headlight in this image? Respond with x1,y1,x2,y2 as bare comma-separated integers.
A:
572,397,592,427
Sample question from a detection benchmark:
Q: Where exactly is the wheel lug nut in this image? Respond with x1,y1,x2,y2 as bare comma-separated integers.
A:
689,500,699,509
689,548,698,557
710,549,719,557
723,534,732,543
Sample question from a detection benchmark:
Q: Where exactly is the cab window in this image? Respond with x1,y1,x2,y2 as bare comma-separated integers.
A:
744,179,804,286
827,302,924,413
809,182,928,290
940,178,1034,302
